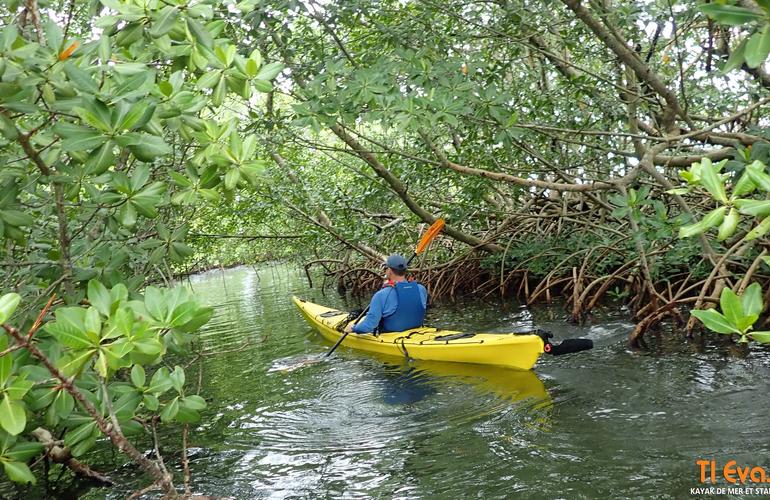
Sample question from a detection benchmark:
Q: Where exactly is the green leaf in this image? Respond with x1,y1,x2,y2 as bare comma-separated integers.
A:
131,182,166,218
722,37,747,74
149,6,179,38
51,390,74,420
215,44,237,67
749,331,770,343
63,62,99,93
147,367,172,395
143,393,159,411
229,129,243,160
0,336,11,386
719,287,744,331
699,158,728,203
113,64,150,78
0,293,21,324
6,377,33,400
160,396,179,422
699,4,764,26
112,391,141,419
59,125,108,152
95,350,108,378
69,435,97,457
734,198,770,217
732,170,757,199
1,210,33,227
75,103,111,133
170,365,185,392
176,306,213,332
103,338,133,364
45,308,93,349
57,349,96,378
118,202,137,227
741,283,764,318
745,25,770,68
212,76,226,107
245,58,258,77
131,364,145,388
117,102,149,131
159,81,173,97
86,141,116,174
97,35,111,63
187,19,213,49
746,216,770,240
745,161,770,190
690,309,741,334
169,171,193,188
144,286,166,321
224,168,240,190
174,406,200,423
717,207,740,241
119,133,172,162
5,441,43,462
197,70,221,90
678,206,726,238
255,61,284,81
2,25,18,51
252,79,273,92
64,421,97,448
88,280,112,317
0,396,26,435
3,461,35,484
169,242,193,262
181,394,206,410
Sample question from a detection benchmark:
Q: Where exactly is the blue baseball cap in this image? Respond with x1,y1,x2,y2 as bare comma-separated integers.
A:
385,254,408,271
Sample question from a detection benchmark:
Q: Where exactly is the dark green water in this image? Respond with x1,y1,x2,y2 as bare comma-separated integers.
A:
4,264,770,499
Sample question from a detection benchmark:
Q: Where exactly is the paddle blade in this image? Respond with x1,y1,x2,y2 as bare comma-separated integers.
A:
415,218,445,255
546,338,593,356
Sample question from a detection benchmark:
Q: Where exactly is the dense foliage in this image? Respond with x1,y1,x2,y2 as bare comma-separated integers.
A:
0,0,281,493
5,0,770,494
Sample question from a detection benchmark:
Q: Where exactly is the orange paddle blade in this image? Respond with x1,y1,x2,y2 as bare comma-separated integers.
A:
58,41,80,61
415,218,445,255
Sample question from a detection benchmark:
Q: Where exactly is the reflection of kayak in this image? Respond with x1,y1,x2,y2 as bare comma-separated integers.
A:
408,359,549,404
376,356,550,406
293,296,545,371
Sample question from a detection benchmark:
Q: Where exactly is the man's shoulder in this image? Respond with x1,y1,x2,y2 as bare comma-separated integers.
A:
372,287,393,299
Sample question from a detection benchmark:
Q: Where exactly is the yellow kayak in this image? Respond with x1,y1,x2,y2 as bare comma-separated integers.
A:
293,296,548,370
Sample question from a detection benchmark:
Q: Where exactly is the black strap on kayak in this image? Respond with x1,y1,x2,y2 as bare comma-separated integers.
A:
434,332,476,342
319,310,345,318
398,338,410,359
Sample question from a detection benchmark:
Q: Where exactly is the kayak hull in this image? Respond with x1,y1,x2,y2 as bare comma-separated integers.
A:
293,296,544,370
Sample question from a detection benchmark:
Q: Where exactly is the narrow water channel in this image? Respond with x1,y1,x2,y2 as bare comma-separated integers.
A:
6,264,770,499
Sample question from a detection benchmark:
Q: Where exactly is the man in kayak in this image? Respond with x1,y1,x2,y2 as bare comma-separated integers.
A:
344,254,428,334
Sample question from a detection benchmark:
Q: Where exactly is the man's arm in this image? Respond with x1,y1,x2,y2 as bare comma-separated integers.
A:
352,290,386,333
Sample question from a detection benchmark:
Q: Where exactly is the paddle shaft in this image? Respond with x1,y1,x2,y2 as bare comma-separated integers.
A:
325,252,417,358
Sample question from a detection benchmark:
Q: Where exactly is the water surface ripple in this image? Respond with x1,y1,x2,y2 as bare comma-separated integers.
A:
4,264,768,499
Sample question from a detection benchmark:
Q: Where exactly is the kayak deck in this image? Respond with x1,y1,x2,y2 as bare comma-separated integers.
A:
293,296,544,370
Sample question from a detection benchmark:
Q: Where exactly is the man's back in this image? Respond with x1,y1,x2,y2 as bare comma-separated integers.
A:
352,281,428,333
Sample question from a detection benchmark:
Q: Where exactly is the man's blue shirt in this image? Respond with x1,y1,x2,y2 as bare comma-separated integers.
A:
353,283,428,333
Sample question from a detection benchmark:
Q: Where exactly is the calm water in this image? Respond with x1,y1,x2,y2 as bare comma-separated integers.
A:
4,264,770,499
